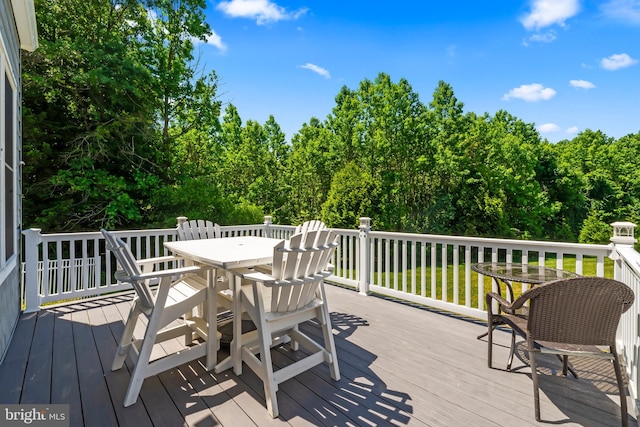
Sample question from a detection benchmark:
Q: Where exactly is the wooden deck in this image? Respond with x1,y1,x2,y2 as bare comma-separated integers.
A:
0,283,637,426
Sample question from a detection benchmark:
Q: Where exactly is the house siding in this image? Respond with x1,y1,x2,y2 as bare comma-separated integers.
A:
1,0,21,69
0,266,19,362
0,0,24,363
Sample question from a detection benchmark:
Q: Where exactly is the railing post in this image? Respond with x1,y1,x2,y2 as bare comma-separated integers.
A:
358,217,371,295
22,228,42,313
264,215,273,238
610,222,637,281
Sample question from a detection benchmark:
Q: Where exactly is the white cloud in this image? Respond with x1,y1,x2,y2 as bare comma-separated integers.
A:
524,31,557,45
216,0,307,25
601,0,640,24
569,79,596,89
601,53,638,70
299,63,330,79
502,83,557,102
521,0,580,30
192,30,227,52
538,123,560,133
566,126,580,135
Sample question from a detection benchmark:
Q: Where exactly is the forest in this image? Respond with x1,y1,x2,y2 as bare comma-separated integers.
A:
21,0,640,244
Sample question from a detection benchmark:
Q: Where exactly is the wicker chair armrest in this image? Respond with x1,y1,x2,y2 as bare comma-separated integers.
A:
486,291,508,305
486,291,529,314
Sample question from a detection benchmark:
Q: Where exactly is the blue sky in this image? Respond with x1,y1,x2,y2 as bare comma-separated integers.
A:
196,0,640,143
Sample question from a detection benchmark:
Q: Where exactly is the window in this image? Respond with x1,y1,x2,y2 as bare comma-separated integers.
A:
1,51,17,269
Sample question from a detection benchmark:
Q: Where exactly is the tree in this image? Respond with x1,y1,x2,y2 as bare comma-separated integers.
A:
23,0,222,231
535,141,585,241
141,0,220,173
284,118,337,223
579,210,612,244
321,162,378,229
325,73,428,230
418,80,469,233
23,0,158,230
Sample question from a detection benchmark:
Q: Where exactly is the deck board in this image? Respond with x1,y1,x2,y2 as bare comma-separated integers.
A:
72,307,120,427
0,284,637,426
0,312,36,403
51,307,83,427
21,310,54,404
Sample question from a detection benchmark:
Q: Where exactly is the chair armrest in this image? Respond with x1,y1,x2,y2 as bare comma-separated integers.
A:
130,265,205,281
230,265,333,287
486,291,509,307
135,255,184,267
253,264,273,274
487,292,510,314
486,291,530,315
237,270,277,285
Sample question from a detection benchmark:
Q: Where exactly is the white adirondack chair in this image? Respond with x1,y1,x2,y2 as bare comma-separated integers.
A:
176,219,234,311
102,229,219,407
177,219,221,240
234,229,340,418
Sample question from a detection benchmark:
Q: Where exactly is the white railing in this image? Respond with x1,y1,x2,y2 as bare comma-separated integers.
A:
358,217,612,319
21,228,178,310
23,216,614,314
609,222,640,405
19,217,640,406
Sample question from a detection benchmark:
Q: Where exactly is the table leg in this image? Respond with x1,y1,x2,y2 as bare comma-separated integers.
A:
232,274,243,375
205,268,217,371
503,279,515,302
214,269,239,374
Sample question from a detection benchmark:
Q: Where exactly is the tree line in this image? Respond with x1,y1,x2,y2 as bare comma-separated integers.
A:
22,0,640,244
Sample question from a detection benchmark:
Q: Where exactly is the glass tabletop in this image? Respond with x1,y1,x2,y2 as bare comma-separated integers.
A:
471,262,580,284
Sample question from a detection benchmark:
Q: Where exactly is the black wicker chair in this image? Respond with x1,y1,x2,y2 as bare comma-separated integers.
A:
486,276,635,426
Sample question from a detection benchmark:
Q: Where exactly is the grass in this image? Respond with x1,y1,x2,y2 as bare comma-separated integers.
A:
366,256,614,311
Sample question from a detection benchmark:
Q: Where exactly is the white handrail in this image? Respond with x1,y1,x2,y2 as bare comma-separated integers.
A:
23,217,614,315
611,231,640,404
19,217,639,408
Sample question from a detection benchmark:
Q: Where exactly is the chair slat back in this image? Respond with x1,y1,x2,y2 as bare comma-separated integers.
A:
526,277,634,346
293,220,327,235
102,229,155,309
177,220,220,240
269,229,338,313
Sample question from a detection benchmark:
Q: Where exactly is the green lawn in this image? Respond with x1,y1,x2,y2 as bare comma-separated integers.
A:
369,256,614,311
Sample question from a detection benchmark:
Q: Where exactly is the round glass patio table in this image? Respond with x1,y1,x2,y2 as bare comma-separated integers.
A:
471,262,580,289
472,262,580,339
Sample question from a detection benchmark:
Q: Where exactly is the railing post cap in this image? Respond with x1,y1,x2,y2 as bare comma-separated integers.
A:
22,227,41,233
22,228,42,242
264,215,273,225
611,221,636,229
359,217,371,228
176,216,188,225
610,221,636,246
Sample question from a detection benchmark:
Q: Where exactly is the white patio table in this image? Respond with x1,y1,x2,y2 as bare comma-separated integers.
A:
164,236,283,373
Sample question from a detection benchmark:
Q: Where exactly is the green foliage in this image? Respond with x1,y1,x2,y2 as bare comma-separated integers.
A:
23,0,158,231
321,162,378,229
21,5,640,241
23,0,221,231
147,177,263,228
579,210,614,244
284,118,339,224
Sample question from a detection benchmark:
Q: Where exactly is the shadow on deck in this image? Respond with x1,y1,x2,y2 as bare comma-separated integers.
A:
0,284,636,426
